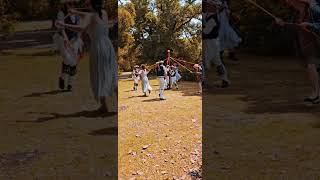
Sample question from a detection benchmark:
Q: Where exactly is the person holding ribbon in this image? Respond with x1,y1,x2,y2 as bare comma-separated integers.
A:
218,0,242,62
203,0,230,88
56,0,117,113
275,0,320,104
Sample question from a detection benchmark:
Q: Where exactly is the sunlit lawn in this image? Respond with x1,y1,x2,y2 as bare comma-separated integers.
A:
119,79,202,179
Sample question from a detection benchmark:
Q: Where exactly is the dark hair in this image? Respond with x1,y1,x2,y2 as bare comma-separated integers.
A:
91,0,103,19
63,4,68,15
141,65,146,69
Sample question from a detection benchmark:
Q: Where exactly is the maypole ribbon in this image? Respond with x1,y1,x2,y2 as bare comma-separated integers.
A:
167,50,171,65
147,64,157,71
244,0,320,39
244,0,278,19
283,22,320,39
173,58,196,66
170,58,194,74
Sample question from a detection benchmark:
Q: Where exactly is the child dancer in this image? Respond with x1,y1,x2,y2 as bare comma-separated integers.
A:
139,64,152,96
54,1,83,91
132,65,140,91
203,0,230,88
194,64,203,94
170,65,179,89
165,65,171,89
53,29,82,91
174,64,182,84
156,61,167,100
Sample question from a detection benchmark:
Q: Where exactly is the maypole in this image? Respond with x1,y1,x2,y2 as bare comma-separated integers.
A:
167,50,171,65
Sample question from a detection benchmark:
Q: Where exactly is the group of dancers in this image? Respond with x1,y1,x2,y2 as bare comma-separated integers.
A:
53,0,117,113
204,0,320,105
132,61,182,100
202,0,242,88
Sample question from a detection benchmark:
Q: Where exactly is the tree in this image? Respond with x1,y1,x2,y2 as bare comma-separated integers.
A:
118,5,135,70
118,0,201,71
0,0,16,33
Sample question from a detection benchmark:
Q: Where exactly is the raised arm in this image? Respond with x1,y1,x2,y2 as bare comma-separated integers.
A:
69,9,92,18
57,14,92,33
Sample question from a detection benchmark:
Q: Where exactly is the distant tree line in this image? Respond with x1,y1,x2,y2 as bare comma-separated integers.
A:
118,0,202,71
230,0,301,55
0,0,117,32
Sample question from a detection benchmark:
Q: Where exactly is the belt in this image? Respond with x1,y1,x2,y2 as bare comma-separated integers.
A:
157,76,165,78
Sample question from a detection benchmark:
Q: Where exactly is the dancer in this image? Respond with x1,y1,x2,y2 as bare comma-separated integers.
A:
200,62,205,87
170,65,179,89
174,63,182,83
156,61,167,100
57,0,117,112
203,0,230,88
275,0,320,104
132,65,140,91
218,0,242,62
55,0,84,91
54,5,83,91
165,65,171,89
139,64,152,96
53,28,81,91
194,64,203,94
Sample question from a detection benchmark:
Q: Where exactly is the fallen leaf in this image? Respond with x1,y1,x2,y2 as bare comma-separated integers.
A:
161,171,168,175
142,144,150,150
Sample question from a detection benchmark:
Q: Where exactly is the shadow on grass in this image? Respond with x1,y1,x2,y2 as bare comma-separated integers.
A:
124,90,135,92
16,110,117,123
128,95,148,98
142,98,162,102
23,90,69,97
203,55,320,115
174,82,202,97
88,127,118,136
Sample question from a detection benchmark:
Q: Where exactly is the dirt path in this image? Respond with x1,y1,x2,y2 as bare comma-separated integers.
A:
0,51,117,179
205,54,320,179
118,79,202,179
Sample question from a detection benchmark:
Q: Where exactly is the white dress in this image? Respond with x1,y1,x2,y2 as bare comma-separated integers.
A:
140,70,152,93
218,1,242,50
86,13,117,101
132,70,140,84
175,69,181,81
170,70,177,84
203,12,223,69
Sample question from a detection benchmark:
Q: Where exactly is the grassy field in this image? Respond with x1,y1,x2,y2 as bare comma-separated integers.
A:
118,79,202,179
205,54,320,179
0,49,117,179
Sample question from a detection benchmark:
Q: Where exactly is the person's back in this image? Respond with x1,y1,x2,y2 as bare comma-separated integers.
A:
65,15,80,40
156,65,165,77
